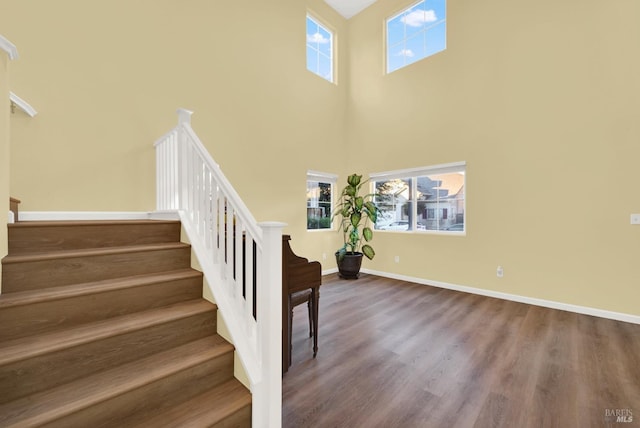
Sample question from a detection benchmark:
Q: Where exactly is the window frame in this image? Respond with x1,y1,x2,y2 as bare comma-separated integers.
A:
370,161,466,234
306,13,336,83
385,0,447,74
306,170,337,231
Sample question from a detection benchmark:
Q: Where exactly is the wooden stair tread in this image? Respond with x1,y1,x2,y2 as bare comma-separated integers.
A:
0,336,233,427
2,242,190,264
0,269,201,309
0,219,250,426
0,299,216,366
131,378,251,427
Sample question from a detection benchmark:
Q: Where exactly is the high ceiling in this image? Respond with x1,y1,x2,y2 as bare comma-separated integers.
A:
323,0,378,19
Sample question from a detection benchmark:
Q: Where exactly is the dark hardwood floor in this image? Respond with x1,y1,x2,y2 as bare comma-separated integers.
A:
282,274,640,428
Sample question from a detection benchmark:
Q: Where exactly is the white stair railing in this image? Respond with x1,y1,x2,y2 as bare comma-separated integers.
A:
154,109,283,428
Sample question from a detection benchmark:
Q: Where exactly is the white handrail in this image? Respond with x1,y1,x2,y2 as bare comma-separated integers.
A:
0,34,18,60
154,109,283,427
10,92,37,117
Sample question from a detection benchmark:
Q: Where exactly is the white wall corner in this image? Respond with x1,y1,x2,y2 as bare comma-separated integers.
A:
0,35,18,60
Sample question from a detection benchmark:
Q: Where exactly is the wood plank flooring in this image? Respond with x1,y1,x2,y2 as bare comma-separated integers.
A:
282,274,640,428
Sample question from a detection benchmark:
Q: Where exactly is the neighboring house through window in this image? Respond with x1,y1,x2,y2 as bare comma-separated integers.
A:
372,162,465,233
386,0,446,73
307,171,336,230
306,13,334,82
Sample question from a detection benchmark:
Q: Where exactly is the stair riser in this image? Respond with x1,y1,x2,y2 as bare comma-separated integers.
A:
8,222,181,256
0,311,217,404
0,275,203,342
44,352,234,428
218,407,253,428
2,247,192,293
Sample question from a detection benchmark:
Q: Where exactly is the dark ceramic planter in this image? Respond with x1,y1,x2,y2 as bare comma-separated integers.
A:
336,252,363,279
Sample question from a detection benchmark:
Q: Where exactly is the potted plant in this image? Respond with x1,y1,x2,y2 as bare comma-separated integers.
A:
333,173,379,279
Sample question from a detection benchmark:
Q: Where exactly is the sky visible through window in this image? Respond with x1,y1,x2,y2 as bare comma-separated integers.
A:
306,15,333,82
387,0,446,73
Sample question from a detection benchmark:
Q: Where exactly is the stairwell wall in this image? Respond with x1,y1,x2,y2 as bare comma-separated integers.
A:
0,0,347,263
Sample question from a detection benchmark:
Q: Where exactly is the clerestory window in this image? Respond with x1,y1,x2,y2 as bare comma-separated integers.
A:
306,14,334,83
386,0,446,73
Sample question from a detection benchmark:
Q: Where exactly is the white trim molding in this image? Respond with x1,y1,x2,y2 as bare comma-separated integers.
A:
322,267,338,276
18,211,155,221
370,161,466,181
0,35,18,60
361,268,640,325
9,92,37,117
307,170,338,183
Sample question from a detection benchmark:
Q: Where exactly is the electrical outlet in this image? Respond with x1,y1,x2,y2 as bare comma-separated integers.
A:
322,253,327,260
631,214,640,225
497,266,504,278
394,255,400,263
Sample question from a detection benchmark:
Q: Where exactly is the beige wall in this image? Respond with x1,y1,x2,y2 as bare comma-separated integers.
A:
0,0,347,260
0,47,10,291
2,0,639,316
347,0,640,315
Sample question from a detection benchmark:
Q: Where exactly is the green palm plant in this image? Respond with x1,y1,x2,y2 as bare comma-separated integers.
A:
333,173,379,261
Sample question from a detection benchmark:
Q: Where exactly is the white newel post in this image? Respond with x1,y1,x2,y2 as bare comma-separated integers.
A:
255,221,285,428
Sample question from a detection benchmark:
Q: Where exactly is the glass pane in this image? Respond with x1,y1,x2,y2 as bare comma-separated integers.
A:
306,16,319,49
427,0,447,23
318,26,332,57
374,179,412,231
306,47,318,75
307,181,332,230
405,33,426,65
417,172,464,231
425,21,446,57
404,1,429,39
318,53,332,81
387,42,407,73
387,13,405,47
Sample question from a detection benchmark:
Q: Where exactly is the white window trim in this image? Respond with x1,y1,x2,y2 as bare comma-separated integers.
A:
370,161,465,181
307,170,338,183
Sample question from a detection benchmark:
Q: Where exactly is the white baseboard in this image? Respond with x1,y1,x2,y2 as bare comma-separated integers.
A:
322,267,338,276
361,268,640,325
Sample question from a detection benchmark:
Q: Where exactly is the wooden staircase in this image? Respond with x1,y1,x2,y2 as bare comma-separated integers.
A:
0,220,251,427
